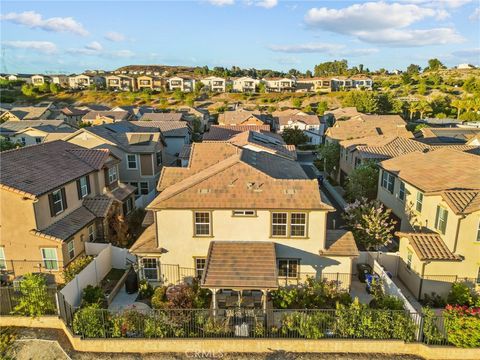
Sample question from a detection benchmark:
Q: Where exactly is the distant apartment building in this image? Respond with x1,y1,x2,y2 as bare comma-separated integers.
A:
263,77,296,92
296,78,332,93
69,74,106,89
105,75,137,91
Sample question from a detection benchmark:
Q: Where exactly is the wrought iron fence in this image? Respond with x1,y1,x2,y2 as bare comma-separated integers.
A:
0,285,58,315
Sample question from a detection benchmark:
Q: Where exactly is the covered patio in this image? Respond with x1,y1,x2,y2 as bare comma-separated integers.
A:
200,241,279,314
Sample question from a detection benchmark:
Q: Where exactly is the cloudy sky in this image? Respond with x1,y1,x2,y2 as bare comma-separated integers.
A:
1,0,479,73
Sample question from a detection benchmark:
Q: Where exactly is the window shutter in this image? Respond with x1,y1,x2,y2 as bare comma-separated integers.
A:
86,175,91,195
61,187,68,210
48,193,55,217
435,206,440,229
104,169,110,185
442,210,448,234
76,180,82,200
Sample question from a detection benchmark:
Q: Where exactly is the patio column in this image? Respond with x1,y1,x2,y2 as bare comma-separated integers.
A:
262,290,268,313
237,290,242,308
211,289,217,316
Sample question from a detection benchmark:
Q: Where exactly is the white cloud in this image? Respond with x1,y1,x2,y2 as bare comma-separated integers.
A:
399,0,472,9
104,31,126,42
68,42,134,58
304,2,464,46
112,50,135,58
208,0,235,6
1,11,88,36
3,40,57,54
268,42,378,56
248,0,278,9
85,41,103,51
469,7,480,20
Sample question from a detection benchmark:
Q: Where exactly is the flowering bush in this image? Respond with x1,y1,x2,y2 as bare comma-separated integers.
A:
447,282,479,307
444,305,480,348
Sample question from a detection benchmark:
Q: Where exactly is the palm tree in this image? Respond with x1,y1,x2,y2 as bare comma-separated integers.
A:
473,97,480,113
451,98,464,119
417,100,433,119
408,101,419,120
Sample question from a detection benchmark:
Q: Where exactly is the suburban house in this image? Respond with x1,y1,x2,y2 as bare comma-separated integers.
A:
130,141,358,293
416,127,480,145
201,76,226,92
324,114,411,143
136,76,163,91
275,114,322,145
324,107,361,122
0,120,75,146
31,74,47,86
111,105,155,120
377,148,480,299
55,107,89,126
0,141,135,281
330,77,354,91
64,122,166,208
139,112,187,123
167,76,196,92
296,78,332,93
263,77,296,92
351,76,373,90
105,75,137,91
177,106,210,132
49,75,69,88
218,109,273,130
81,110,131,125
68,74,105,89
0,105,54,122
232,77,259,92
203,124,272,141
135,120,191,157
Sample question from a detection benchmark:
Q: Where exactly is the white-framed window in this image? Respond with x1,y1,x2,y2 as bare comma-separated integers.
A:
278,259,299,278
41,248,58,270
79,176,89,198
35,137,42,144
398,181,406,202
381,171,395,194
435,206,448,235
129,182,139,196
139,182,149,195
194,211,211,236
416,192,424,213
0,248,6,270
407,250,413,270
195,258,206,279
290,213,307,237
88,225,95,242
232,210,256,217
108,166,118,183
126,154,138,169
51,189,64,215
142,258,158,281
272,212,288,237
123,197,134,215
67,240,75,260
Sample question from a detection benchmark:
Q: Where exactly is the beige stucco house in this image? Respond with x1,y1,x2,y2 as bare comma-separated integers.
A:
0,120,75,146
0,141,136,282
69,74,105,89
296,78,332,92
31,74,47,86
200,76,226,92
130,141,358,294
262,77,296,92
232,77,259,92
377,148,480,299
167,76,196,92
218,109,273,129
105,75,137,91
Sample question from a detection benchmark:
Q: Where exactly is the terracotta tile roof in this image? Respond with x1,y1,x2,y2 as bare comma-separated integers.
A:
32,206,96,241
203,125,272,141
227,130,296,160
0,141,111,196
138,113,185,122
419,128,480,145
82,110,130,121
130,224,163,254
83,196,114,218
397,232,460,261
108,183,137,202
324,107,361,120
379,148,480,193
151,143,331,211
272,109,309,117
218,110,270,126
276,114,320,126
441,190,480,215
326,114,410,141
135,120,190,137
201,241,278,289
320,230,359,257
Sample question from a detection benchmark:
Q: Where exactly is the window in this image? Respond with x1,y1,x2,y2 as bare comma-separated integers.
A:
195,258,206,279
108,167,118,183
232,210,256,217
381,171,395,194
127,154,138,169
416,192,424,213
129,182,139,196
123,197,134,215
406,250,412,270
0,248,6,270
194,212,211,236
156,151,163,166
41,248,58,270
435,206,448,235
398,181,406,202
88,225,95,242
142,258,158,280
278,259,299,278
35,137,42,144
477,220,480,242
290,213,307,237
78,176,89,198
272,212,288,237
51,189,64,215
140,182,149,195
67,240,75,260
354,157,362,168
20,137,26,146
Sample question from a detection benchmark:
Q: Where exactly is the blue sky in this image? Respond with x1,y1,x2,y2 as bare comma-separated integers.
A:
1,0,479,74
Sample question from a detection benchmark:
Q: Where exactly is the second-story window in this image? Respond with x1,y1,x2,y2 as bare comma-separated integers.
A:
156,152,163,166
398,181,406,202
108,167,118,184
381,171,395,194
434,206,448,235
290,213,307,237
127,154,138,169
88,225,95,242
416,192,424,213
272,212,288,237
49,188,66,216
67,240,75,260
194,211,211,236
77,176,90,199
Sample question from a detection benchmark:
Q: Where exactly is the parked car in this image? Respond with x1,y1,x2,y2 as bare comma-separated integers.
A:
356,263,372,283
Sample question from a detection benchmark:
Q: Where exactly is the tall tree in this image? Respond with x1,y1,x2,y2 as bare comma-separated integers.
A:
281,127,309,146
425,58,445,72
406,64,421,75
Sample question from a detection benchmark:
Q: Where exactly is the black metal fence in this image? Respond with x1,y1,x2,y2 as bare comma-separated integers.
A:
0,285,58,316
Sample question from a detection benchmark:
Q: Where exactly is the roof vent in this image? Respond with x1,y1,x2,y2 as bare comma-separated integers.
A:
376,127,383,135
285,189,296,195
198,189,210,194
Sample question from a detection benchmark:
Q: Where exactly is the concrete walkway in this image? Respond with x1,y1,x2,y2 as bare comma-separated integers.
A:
108,287,151,312
392,277,423,313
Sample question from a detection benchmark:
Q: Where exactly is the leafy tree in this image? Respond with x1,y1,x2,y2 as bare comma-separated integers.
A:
408,101,419,120
0,139,20,152
194,81,204,93
406,64,421,75
305,70,313,78
345,161,379,201
417,80,427,95
173,89,185,101
316,100,328,115
257,82,266,93
21,84,35,97
451,98,464,119
49,82,60,94
13,274,55,317
303,104,313,113
463,76,480,94
343,198,397,250
281,126,308,146
317,142,340,176
342,91,379,113
314,60,348,76
425,58,445,72
291,97,302,108
401,72,412,85
417,100,433,119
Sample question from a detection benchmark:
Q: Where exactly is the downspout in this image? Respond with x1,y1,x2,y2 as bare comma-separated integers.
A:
452,215,465,253
418,261,430,300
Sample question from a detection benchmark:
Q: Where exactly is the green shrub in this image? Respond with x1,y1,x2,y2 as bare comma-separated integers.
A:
63,256,93,283
151,286,168,309
280,311,334,339
444,305,480,348
138,279,154,300
81,285,105,307
422,308,445,344
0,327,16,360
13,273,55,317
447,282,478,306
421,292,446,308
73,304,109,338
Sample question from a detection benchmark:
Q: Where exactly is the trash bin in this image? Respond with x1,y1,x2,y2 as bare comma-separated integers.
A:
356,263,373,283
125,269,139,294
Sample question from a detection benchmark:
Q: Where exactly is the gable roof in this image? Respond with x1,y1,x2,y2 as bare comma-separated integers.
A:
397,232,460,261
0,120,70,134
379,148,480,193
276,114,320,126
324,107,361,120
441,190,480,215
218,109,269,126
2,106,50,120
82,110,129,121
135,120,190,137
419,127,480,145
138,113,185,122
0,141,112,196
321,230,359,257
203,125,271,141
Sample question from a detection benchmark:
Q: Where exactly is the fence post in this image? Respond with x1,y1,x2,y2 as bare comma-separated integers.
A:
417,313,424,343
55,292,61,316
